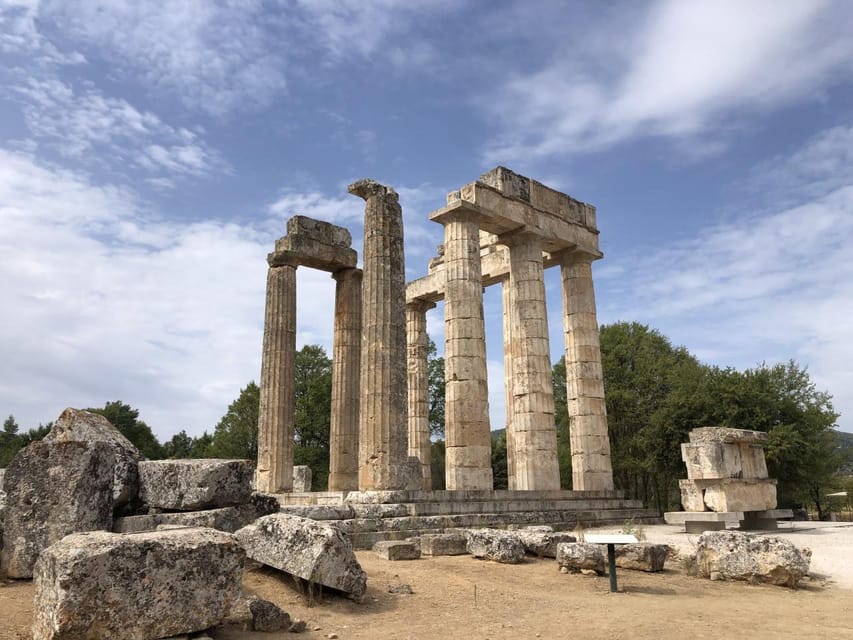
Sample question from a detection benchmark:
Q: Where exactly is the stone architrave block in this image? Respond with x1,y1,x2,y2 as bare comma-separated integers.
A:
234,514,367,601
555,543,605,575
1,440,116,579
293,465,312,492
417,533,468,556
614,543,669,572
694,530,810,588
372,540,421,560
43,408,143,507
286,215,352,247
515,531,577,558
702,479,777,512
688,427,768,445
138,459,254,511
681,442,743,480
465,529,525,564
32,528,244,640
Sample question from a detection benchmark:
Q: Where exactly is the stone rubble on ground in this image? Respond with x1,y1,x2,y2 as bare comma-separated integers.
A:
416,532,469,556
235,513,367,601
31,527,244,640
465,528,525,564
515,530,577,558
612,543,669,572
555,542,606,575
138,459,254,511
693,530,811,588
372,539,421,560
249,598,292,632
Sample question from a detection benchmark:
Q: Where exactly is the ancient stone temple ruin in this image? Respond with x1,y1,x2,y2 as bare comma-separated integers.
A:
664,427,793,532
255,167,656,544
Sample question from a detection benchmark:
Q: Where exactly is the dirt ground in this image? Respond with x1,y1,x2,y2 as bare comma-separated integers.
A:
2,523,853,640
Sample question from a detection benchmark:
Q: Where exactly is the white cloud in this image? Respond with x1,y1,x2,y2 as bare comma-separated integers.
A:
483,0,853,160
597,124,853,430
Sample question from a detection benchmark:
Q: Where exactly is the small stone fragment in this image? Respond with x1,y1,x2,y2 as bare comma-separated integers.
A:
289,620,307,633
613,543,669,572
387,582,415,594
250,598,292,632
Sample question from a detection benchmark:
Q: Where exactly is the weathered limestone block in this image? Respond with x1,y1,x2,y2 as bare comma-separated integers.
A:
113,506,254,534
465,529,525,564
679,479,708,511
249,599,292,632
556,542,605,575
32,528,244,640
694,530,811,588
515,531,577,558
614,543,669,572
681,442,769,481
234,514,367,601
43,407,142,506
139,459,254,510
286,215,352,247
702,479,777,512
1,440,116,579
373,540,421,560
688,427,768,445
293,465,312,492
417,533,468,556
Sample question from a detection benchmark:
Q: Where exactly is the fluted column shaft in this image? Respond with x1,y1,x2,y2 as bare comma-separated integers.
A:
443,215,493,490
506,234,560,490
501,276,516,489
256,262,296,493
407,300,435,490
329,268,363,491
349,180,410,490
560,250,614,491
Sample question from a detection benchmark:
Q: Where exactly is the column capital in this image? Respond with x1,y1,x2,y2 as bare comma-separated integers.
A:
267,250,301,268
407,298,436,313
348,178,398,202
497,226,544,248
552,246,603,265
331,267,363,283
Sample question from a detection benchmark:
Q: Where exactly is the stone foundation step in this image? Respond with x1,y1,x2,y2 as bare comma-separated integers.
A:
277,498,646,520
274,489,628,507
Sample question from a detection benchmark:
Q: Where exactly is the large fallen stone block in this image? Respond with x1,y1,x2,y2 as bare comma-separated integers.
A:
139,459,254,510
465,529,525,564
32,528,244,640
234,514,367,601
44,407,143,507
694,530,810,588
556,542,605,575
418,533,468,556
614,543,668,572
114,506,255,534
373,540,421,560
515,531,577,558
1,440,116,578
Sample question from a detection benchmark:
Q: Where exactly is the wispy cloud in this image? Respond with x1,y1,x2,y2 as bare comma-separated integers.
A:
598,123,853,428
483,0,853,161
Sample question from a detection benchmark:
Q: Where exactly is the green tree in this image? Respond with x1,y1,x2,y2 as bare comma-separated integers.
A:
430,440,446,490
1,414,22,467
88,401,164,459
163,430,196,459
427,336,445,436
209,383,260,459
491,431,508,489
294,345,332,490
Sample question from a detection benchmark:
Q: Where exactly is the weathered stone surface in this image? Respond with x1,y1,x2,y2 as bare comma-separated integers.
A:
418,533,468,556
373,540,421,560
114,506,254,534
43,407,142,506
32,528,244,640
688,427,768,445
293,465,312,493
556,542,605,575
694,530,811,588
702,479,777,512
465,529,525,564
139,459,254,510
515,531,577,558
286,215,352,247
1,440,116,578
250,599,292,632
235,514,367,601
613,543,668,572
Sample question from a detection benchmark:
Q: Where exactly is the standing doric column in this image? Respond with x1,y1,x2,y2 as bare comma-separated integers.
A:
501,276,516,490
442,213,492,490
328,268,363,491
505,233,560,490
256,256,297,493
349,179,411,490
407,299,435,490
559,249,614,491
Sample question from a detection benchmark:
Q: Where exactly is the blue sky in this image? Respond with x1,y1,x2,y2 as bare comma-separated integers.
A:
1,0,852,440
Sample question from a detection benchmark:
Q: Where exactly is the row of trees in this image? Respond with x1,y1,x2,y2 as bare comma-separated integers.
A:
2,323,847,514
